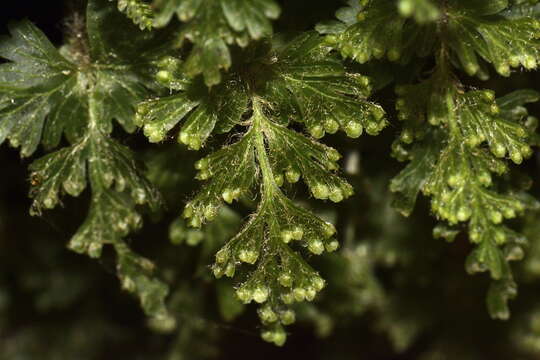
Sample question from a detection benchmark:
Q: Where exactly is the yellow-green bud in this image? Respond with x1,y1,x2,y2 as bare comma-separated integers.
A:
312,276,326,291
521,145,533,158
144,123,165,143
285,168,301,183
280,310,296,325
495,230,507,245
238,249,258,264
274,174,284,186
179,131,190,145
400,130,414,144
447,174,463,188
345,121,363,138
224,263,235,277
325,240,339,252
489,211,503,224
292,227,304,240
281,230,293,244
323,222,336,237
478,171,492,186
509,55,520,68
204,206,217,221
327,148,341,162
497,63,511,77
398,0,413,16
329,188,344,203
457,207,472,222
258,306,278,323
293,287,306,301
310,125,325,139
281,292,294,304
464,62,479,76
156,70,172,83
510,151,523,164
305,287,317,301
278,273,293,287
236,287,252,303
503,208,516,219
222,189,234,204
189,216,201,228
213,266,224,278
524,55,537,69
253,287,270,303
324,119,339,134
467,135,481,147
308,240,325,255
312,183,330,199
215,249,229,264
195,159,209,171
366,121,380,135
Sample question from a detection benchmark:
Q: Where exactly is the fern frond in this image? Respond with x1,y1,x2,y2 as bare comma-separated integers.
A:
319,0,540,77
390,70,540,317
0,0,170,320
117,0,154,30
151,0,281,86
136,32,386,344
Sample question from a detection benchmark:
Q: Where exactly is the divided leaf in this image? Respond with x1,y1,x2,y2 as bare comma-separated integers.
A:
448,1,540,76
317,0,436,64
0,0,165,157
391,79,540,318
390,130,443,216
137,32,386,149
29,130,161,226
0,0,169,320
319,0,540,77
136,33,386,344
28,123,165,318
116,0,154,30
265,33,386,138
115,242,170,319
152,0,281,86
0,21,78,157
136,74,247,148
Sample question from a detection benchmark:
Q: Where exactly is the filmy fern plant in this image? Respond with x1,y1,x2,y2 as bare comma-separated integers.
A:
3,0,540,356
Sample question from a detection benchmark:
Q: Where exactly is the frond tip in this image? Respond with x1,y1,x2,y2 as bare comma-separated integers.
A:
117,0,154,30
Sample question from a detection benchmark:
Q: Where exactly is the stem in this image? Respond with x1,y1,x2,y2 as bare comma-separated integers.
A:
435,0,453,77
88,89,100,132
252,98,278,199
251,98,292,254
434,0,461,136
444,88,459,136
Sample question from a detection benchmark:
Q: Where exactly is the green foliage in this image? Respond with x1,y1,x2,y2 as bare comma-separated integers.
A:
116,0,154,30
0,20,79,157
136,31,386,344
0,0,170,321
0,2,161,157
319,0,540,77
391,84,539,319
398,0,440,23
4,0,540,356
320,0,540,319
151,0,281,86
